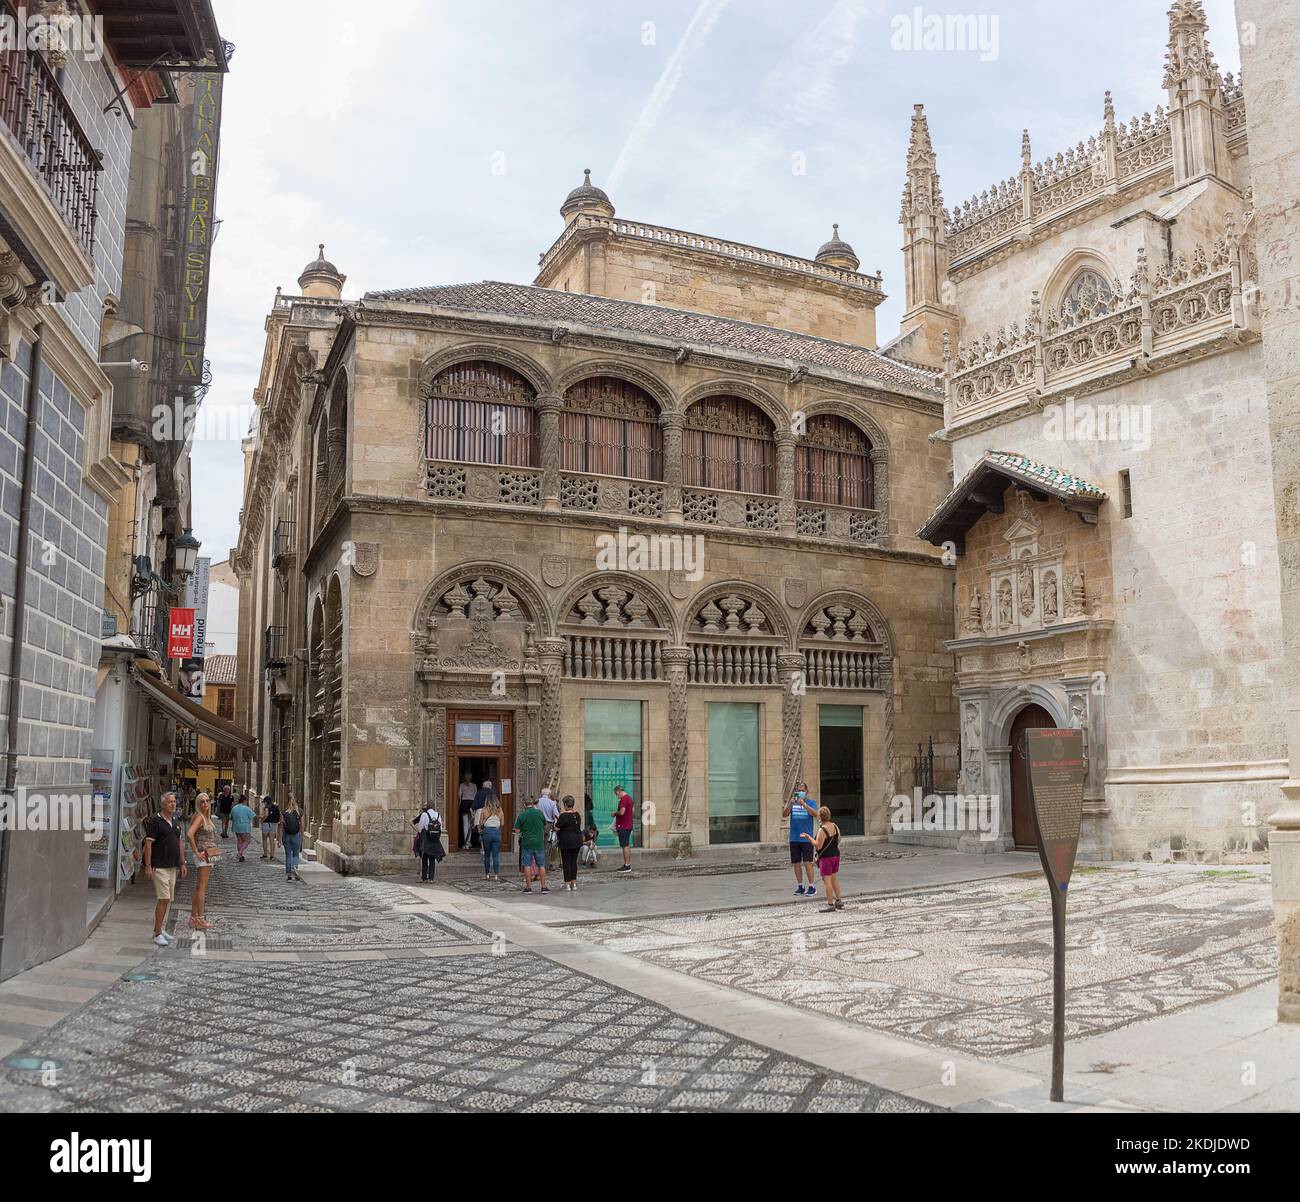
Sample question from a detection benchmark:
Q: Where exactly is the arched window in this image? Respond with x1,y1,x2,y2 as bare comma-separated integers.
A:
796,415,874,508
684,395,776,496
561,377,663,480
1061,268,1116,319
425,360,538,467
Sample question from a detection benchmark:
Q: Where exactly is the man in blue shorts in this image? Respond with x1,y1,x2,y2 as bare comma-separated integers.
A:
785,780,820,897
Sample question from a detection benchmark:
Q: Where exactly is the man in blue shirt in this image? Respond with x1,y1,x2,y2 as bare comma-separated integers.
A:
784,780,820,897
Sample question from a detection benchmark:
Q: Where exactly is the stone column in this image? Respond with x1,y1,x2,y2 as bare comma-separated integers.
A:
661,412,684,525
1239,0,1300,1022
539,397,563,512
663,648,692,855
776,432,796,537
871,447,890,544
538,639,565,788
778,653,805,834
879,655,895,806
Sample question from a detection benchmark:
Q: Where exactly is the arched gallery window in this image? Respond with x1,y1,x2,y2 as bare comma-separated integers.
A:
425,360,538,467
561,377,663,480
683,395,776,496
1061,268,1116,319
796,415,874,509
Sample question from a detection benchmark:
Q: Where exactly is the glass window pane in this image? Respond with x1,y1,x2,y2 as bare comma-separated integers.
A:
584,701,642,847
708,703,760,844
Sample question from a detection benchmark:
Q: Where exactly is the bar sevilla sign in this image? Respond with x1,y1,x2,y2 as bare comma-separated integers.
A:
167,609,196,660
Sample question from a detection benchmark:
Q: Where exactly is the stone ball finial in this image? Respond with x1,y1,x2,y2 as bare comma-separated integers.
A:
297,241,346,299
561,167,615,224
815,223,860,271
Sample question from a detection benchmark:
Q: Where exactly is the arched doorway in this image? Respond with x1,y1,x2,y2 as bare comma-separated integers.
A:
1010,704,1055,848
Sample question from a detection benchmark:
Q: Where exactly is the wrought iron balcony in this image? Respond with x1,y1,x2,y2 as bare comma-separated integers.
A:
264,625,288,672
272,518,296,570
0,1,102,258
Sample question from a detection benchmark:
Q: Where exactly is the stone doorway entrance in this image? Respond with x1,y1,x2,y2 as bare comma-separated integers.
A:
445,712,515,851
1010,703,1055,848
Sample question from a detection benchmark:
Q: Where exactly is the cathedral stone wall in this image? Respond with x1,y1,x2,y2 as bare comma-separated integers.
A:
952,346,1285,861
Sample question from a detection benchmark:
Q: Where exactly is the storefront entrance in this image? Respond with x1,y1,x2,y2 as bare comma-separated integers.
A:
1010,703,1055,849
445,711,515,850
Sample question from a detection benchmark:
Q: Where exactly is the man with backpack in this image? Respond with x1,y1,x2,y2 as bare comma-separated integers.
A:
281,800,305,882
414,802,444,883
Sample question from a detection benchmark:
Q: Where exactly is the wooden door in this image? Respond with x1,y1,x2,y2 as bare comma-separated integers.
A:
1010,704,1055,849
445,712,514,850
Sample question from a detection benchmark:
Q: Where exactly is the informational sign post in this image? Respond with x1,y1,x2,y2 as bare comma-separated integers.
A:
1025,727,1087,1103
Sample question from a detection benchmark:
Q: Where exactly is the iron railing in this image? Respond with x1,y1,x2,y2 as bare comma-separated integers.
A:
264,625,288,670
272,518,296,569
0,1,102,257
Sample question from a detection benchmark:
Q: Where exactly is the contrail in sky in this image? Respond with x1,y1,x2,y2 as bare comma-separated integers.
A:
607,0,732,192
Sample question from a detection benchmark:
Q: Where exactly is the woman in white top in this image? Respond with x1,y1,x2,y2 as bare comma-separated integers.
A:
479,797,505,881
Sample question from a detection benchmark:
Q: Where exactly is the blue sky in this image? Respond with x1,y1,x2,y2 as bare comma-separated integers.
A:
195,0,1241,567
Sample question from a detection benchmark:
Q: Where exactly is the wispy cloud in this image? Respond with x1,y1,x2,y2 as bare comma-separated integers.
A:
607,0,733,192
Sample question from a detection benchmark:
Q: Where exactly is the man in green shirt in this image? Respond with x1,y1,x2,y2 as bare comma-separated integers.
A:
514,797,549,894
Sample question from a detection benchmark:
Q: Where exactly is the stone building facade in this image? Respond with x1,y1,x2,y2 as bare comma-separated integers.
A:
0,1,225,979
235,217,957,871
913,1,1283,862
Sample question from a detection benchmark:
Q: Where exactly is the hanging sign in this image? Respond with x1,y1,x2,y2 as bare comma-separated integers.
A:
168,609,196,660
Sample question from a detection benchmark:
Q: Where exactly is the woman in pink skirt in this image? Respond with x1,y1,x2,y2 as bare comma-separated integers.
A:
802,806,843,913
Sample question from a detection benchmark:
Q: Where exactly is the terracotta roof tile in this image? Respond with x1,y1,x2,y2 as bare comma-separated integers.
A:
364,280,942,394
205,655,238,686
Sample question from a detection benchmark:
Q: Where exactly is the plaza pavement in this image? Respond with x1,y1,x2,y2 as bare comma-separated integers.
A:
0,841,1295,1113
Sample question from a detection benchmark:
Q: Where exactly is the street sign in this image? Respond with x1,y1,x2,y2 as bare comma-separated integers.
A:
1025,726,1088,1103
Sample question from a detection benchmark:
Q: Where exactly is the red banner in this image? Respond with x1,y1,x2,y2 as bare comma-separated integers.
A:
168,609,196,660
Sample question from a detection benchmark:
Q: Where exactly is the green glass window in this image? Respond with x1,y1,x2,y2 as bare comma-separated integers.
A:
584,700,643,848
708,702,760,844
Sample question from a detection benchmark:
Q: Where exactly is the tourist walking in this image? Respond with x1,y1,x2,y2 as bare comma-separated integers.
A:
143,792,188,946
802,807,844,913
784,781,820,899
460,774,480,850
613,786,635,873
479,795,504,880
230,793,255,861
556,795,584,892
538,787,560,869
281,800,304,882
261,795,281,861
217,785,234,838
515,796,548,893
186,793,220,930
415,802,444,883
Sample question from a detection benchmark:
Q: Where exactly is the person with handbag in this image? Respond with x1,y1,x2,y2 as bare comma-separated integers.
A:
415,802,444,883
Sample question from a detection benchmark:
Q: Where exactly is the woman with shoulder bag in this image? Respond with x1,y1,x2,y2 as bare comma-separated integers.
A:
281,800,304,883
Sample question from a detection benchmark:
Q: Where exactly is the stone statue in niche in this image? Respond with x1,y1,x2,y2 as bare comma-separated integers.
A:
997,579,1014,627
964,588,983,635
1042,571,1059,622
1018,553,1035,618
1070,694,1087,729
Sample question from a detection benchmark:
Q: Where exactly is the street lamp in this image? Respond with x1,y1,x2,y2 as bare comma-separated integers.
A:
173,529,201,581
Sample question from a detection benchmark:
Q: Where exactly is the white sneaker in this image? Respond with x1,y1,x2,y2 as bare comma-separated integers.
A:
161,932,176,945
153,934,170,947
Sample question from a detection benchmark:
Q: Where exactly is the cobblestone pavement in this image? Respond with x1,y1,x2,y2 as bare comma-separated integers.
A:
0,854,933,1114
0,957,931,1114
568,867,1277,1057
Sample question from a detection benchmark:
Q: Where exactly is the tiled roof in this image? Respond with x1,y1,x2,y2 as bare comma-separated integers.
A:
205,655,237,686
363,280,942,395
917,450,1108,547
982,452,1108,500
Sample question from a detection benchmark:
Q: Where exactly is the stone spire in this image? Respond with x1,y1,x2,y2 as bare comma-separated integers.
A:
898,104,958,369
1163,0,1228,184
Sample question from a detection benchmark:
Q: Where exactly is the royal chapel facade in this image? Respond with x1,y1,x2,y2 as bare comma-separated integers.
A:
234,3,1288,873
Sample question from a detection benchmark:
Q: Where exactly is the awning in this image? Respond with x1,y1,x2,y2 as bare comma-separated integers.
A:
133,668,257,751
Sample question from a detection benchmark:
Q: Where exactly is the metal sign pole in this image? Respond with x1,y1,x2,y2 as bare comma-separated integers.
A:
1024,726,1087,1107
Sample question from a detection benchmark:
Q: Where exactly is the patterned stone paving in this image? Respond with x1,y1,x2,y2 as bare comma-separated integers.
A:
567,868,1277,1057
440,844,919,894
0,955,932,1114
